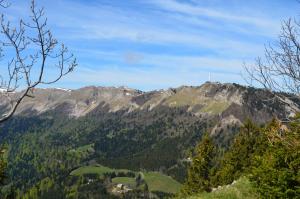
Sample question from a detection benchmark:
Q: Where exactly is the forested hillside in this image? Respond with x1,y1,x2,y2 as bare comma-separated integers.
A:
180,118,300,198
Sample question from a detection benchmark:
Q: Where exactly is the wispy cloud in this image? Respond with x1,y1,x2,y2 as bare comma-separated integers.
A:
41,0,267,58
5,0,296,90
150,0,278,28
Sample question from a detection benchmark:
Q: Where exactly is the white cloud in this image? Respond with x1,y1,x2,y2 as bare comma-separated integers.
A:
150,0,279,31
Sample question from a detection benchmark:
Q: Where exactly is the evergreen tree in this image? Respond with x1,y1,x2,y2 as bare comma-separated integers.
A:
250,118,300,198
136,172,145,188
212,120,267,186
0,147,6,185
180,134,216,196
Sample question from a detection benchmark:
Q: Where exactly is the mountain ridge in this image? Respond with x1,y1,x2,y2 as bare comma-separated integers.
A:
1,82,299,125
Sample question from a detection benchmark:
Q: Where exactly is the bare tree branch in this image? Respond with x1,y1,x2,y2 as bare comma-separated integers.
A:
244,18,300,121
0,0,77,123
0,0,10,8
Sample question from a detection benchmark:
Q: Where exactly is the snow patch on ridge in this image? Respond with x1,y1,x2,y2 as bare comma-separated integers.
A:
55,88,72,92
0,88,6,93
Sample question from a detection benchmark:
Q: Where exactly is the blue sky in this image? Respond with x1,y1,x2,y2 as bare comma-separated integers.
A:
2,0,300,91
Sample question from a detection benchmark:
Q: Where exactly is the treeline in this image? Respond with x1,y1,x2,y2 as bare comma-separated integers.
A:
180,116,300,198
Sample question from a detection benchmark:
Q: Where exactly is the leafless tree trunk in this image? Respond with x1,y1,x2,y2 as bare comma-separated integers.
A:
0,0,77,123
244,18,300,120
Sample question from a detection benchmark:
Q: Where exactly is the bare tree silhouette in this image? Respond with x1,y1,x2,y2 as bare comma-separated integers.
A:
244,18,300,120
0,0,77,123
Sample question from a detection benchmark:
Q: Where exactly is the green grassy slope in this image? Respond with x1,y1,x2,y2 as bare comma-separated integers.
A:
70,165,182,194
112,177,136,187
186,177,258,199
70,165,113,176
144,172,182,194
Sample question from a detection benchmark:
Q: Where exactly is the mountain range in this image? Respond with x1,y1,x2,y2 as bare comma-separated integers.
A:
1,82,299,122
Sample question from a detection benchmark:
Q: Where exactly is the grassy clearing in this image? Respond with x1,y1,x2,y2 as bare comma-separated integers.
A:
112,177,136,187
70,165,182,194
70,164,132,176
200,101,230,114
68,144,94,153
186,177,258,199
144,172,182,194
68,144,95,159
165,89,230,115
70,165,113,176
166,91,199,107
